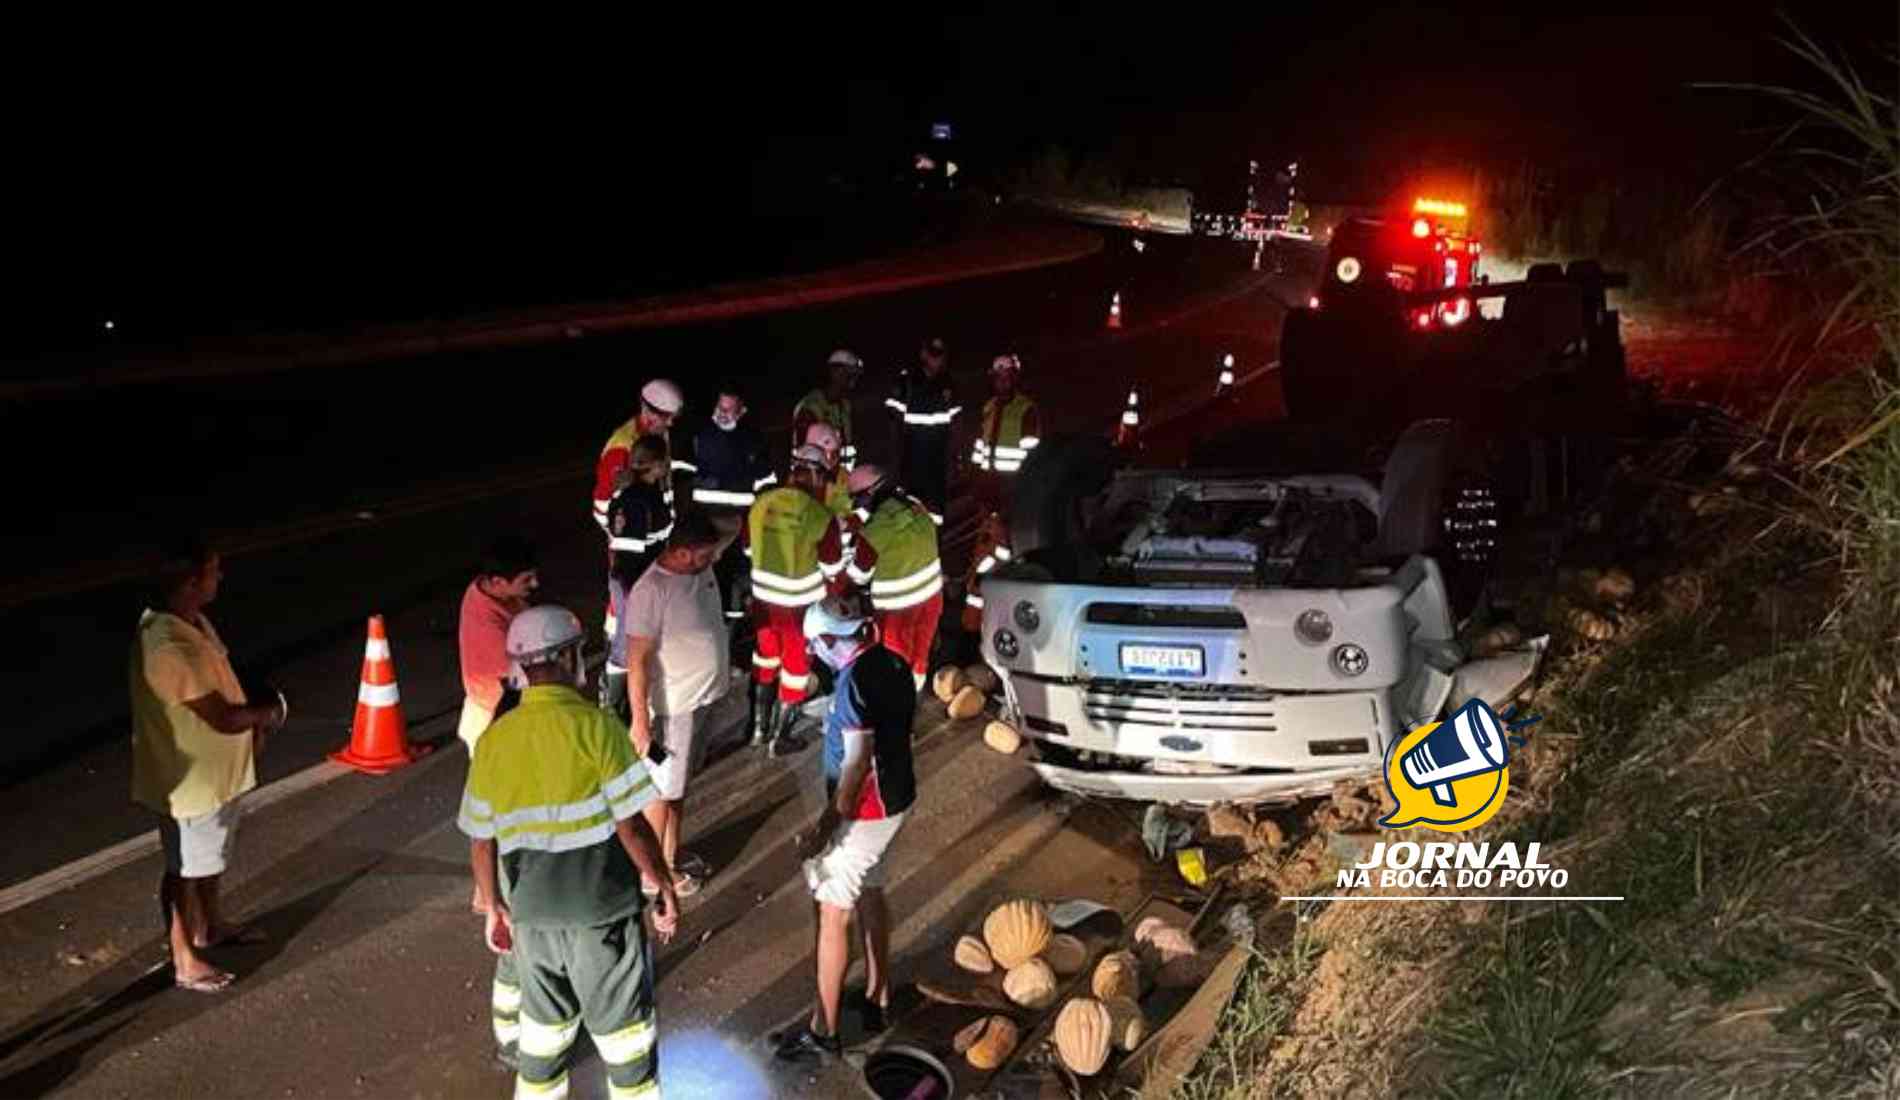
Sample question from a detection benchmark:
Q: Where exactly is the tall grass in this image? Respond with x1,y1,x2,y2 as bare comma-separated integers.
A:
1741,32,1900,835
1472,163,1741,305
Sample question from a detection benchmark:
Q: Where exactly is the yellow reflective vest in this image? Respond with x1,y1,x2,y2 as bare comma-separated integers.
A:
971,395,1040,473
850,496,943,612
746,487,844,607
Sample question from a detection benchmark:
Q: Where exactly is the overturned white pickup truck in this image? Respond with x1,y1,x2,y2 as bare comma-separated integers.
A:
978,420,1546,807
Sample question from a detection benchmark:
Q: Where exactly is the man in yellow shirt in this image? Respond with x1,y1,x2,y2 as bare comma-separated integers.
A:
130,536,286,993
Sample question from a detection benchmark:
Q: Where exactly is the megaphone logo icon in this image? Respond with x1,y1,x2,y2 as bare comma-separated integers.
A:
1380,699,1527,832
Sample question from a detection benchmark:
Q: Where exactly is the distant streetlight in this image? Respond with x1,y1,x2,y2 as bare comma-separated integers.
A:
103,320,116,331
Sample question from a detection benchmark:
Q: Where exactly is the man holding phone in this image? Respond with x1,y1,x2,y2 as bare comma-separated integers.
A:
620,510,730,899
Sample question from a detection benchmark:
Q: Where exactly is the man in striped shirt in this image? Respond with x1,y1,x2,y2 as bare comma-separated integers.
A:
460,605,679,1099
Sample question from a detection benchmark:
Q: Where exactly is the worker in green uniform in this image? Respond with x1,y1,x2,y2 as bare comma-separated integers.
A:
460,605,680,1100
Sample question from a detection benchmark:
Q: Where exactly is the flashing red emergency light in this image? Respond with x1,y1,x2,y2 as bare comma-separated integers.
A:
1443,298,1471,327
1412,197,1468,219
1415,311,1434,329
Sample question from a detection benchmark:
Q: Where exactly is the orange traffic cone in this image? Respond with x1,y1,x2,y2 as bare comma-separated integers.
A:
331,615,432,774
1113,386,1141,449
1107,291,1123,329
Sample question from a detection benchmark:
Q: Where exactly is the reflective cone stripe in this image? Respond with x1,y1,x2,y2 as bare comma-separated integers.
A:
1114,387,1141,448
330,614,432,774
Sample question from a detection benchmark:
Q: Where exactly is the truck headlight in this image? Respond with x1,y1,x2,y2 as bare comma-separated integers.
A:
992,628,1020,660
1332,644,1369,677
1013,600,1041,632
1295,609,1333,645
1335,256,1362,283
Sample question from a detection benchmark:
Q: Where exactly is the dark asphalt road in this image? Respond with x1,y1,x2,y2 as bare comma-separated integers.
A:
5,225,1311,791
0,224,1321,1100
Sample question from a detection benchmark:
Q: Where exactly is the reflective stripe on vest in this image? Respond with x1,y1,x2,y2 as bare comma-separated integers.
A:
692,487,756,507
748,489,834,607
609,520,673,553
971,395,1037,471
861,498,943,611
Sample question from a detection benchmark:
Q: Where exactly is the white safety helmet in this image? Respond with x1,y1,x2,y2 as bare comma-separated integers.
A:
804,592,871,640
803,422,843,464
827,349,862,371
790,443,830,471
989,353,1022,376
640,378,684,415
505,605,585,687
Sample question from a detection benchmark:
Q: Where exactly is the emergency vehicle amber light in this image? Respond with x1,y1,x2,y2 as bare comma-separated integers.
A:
1412,197,1468,218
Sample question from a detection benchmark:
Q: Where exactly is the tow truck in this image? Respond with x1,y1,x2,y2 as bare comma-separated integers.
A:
1279,196,1626,428
1314,196,1483,327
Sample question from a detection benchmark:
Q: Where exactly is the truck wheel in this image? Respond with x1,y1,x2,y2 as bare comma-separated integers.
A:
1008,432,1116,572
1377,419,1498,617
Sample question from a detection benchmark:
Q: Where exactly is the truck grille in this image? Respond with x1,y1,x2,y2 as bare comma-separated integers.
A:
1084,603,1247,629
1082,679,1279,732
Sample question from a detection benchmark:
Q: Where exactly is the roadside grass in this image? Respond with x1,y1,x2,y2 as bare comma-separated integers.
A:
1166,925,1320,1100
1167,32,1898,1100
1475,166,1742,310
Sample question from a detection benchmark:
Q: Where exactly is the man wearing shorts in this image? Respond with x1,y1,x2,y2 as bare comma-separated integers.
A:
776,593,917,1060
130,536,286,993
620,510,729,899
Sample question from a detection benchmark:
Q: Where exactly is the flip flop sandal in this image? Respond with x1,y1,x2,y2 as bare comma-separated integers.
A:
175,970,236,994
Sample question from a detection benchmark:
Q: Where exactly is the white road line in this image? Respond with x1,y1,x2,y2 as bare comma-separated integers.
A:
0,652,622,916
0,757,355,917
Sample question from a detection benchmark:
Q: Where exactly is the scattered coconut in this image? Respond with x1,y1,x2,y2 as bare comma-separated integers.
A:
962,664,1000,694
947,685,987,720
983,720,1022,754
932,666,966,703
1204,804,1254,842
1469,622,1525,658
1593,567,1637,605
1568,607,1617,642
1003,958,1058,1010
1043,933,1088,976
953,934,994,974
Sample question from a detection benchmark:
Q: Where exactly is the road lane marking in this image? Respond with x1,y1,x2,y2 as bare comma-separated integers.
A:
0,757,353,917
0,681,499,917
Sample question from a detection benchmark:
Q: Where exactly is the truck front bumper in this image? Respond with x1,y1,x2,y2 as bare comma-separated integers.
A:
1028,759,1379,807
1002,672,1396,806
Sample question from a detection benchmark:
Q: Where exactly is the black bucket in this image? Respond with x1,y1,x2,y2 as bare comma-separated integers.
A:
862,1044,955,1100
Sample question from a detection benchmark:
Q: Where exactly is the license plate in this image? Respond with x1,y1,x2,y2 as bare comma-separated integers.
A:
1120,643,1205,678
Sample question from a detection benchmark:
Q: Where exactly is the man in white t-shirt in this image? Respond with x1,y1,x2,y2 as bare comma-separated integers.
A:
620,510,730,898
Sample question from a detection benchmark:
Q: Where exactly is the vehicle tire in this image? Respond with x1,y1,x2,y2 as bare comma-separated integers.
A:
1377,419,1498,617
1009,432,1116,569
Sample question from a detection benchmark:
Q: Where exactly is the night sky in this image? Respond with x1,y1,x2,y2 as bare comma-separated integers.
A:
15,5,1890,348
